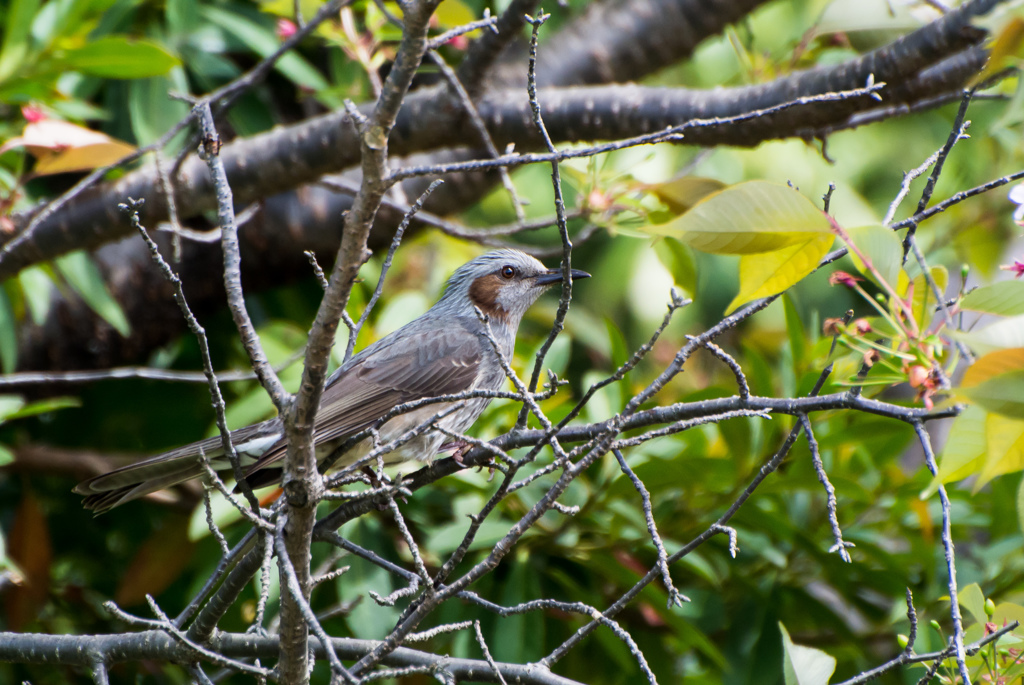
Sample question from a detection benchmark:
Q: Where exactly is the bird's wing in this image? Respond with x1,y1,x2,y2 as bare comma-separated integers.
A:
244,323,483,473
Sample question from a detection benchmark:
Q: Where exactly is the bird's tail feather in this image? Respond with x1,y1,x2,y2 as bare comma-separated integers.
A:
79,462,206,513
73,419,283,512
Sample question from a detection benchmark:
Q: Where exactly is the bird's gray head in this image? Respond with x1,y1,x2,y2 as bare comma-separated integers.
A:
437,249,590,326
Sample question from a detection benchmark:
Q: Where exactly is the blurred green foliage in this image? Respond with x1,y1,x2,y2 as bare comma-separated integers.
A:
1,0,1024,684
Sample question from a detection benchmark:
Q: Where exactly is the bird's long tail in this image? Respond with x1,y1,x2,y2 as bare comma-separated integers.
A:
73,419,283,513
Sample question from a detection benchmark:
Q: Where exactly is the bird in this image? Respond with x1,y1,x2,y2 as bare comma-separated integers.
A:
74,249,590,512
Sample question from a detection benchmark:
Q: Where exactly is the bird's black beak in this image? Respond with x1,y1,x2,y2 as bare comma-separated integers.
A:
535,267,591,286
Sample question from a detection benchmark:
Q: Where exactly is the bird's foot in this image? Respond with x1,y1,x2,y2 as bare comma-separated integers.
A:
441,440,472,467
361,466,398,509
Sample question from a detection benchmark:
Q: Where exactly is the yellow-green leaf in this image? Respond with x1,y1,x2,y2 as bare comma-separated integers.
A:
959,352,1024,418
0,396,26,422
783,294,806,363
991,602,1024,629
975,413,1024,491
0,0,42,84
17,266,53,325
650,177,726,215
654,238,698,297
845,225,902,287
962,348,1024,387
950,315,1024,356
970,14,1024,86
958,583,987,627
1019,476,1024,537
924,404,987,496
725,234,834,313
649,181,832,255
435,0,476,28
960,280,1024,316
62,37,181,79
897,266,947,333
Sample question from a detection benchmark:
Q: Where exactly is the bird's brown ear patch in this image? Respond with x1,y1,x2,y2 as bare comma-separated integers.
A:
469,274,508,318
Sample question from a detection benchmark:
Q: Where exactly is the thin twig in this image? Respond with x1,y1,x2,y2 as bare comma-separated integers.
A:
798,414,854,562
428,51,525,222
345,179,443,361
120,200,261,515
903,89,974,253
612,449,688,608
518,13,579,428
913,421,971,685
834,588,918,685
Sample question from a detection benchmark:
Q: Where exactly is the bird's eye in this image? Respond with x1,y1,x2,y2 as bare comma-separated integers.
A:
500,265,517,279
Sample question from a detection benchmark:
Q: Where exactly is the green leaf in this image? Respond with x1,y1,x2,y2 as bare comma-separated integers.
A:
0,444,13,467
960,371,1024,418
726,234,834,313
0,396,27,422
17,265,53,325
188,486,247,540
2,395,79,421
491,556,544,663
903,266,947,333
0,286,17,374
31,0,97,51
62,36,181,78
780,622,836,685
845,225,902,287
128,70,191,145
817,0,926,34
950,315,1024,356
958,583,987,627
1018,475,1024,538
55,251,131,337
605,318,629,370
532,333,572,379
650,176,727,215
0,0,42,84
975,413,1024,490
924,405,987,496
783,293,806,364
654,237,698,296
338,518,400,640
959,349,1024,418
375,291,429,336
649,181,833,255
166,0,202,36
960,280,1024,316
201,5,328,91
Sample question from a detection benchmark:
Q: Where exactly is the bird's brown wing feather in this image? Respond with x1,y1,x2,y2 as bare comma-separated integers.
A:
74,325,483,511
243,325,483,474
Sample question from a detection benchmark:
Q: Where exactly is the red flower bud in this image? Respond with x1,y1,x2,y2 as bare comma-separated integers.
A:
829,271,863,288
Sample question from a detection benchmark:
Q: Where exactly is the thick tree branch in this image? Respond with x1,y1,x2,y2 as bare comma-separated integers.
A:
0,630,585,685
1,0,1000,281
275,0,441,680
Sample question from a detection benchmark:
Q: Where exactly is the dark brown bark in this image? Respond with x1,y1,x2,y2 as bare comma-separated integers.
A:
2,0,1001,373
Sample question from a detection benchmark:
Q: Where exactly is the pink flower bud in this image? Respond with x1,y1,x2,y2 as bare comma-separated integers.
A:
277,18,297,40
829,271,863,288
21,105,45,123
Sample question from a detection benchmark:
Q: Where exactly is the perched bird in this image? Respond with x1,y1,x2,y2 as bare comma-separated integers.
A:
75,249,589,511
